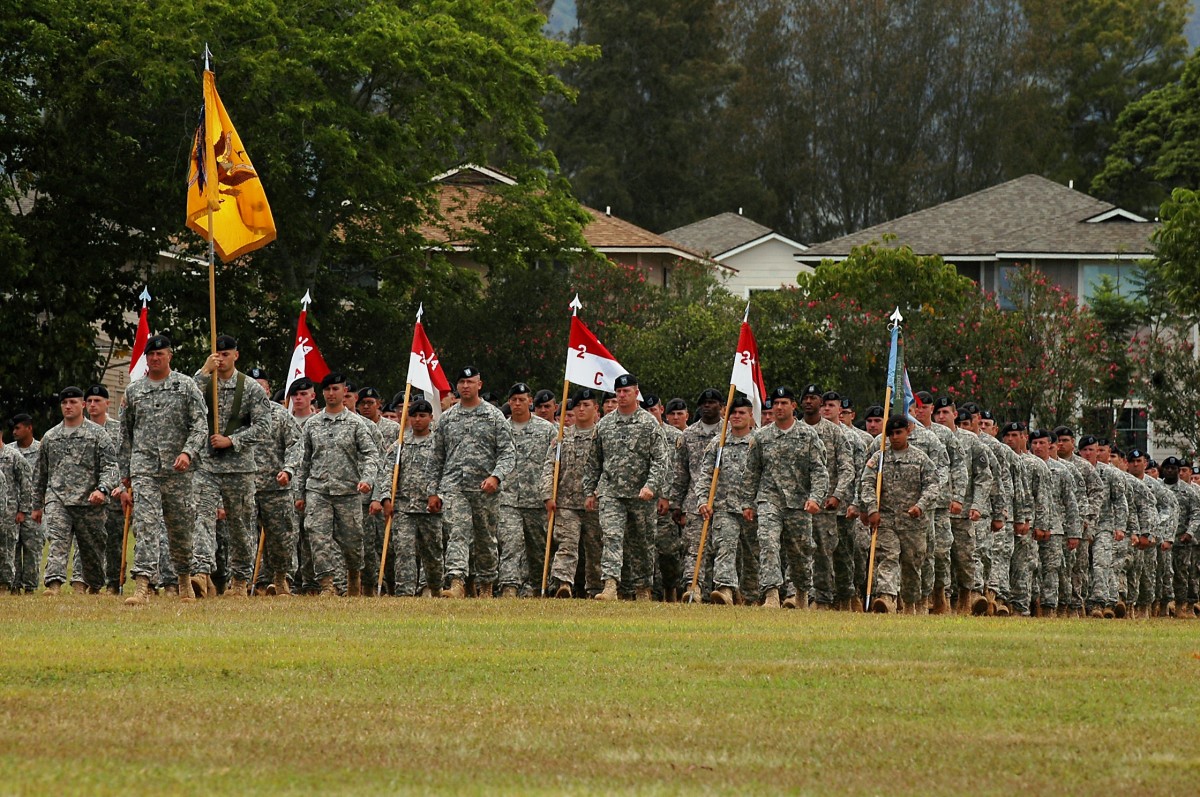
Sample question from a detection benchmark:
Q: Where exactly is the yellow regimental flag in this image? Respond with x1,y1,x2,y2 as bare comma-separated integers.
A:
185,70,276,261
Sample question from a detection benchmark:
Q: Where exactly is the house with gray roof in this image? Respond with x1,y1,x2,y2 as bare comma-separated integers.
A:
663,211,810,297
795,174,1156,308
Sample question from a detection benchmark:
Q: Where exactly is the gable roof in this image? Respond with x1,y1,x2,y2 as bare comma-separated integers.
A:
796,174,1156,263
663,212,807,260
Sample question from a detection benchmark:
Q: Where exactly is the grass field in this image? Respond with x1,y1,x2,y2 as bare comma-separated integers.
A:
2,595,1198,796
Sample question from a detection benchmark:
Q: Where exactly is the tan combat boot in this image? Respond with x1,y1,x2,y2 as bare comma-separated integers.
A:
706,587,730,606
780,592,797,609
500,586,518,598
475,582,494,599
635,587,653,602
915,597,929,615
105,585,120,596
225,578,248,598
1102,606,1116,619
850,595,864,613
1177,601,1193,619
70,581,87,595
870,594,896,613
344,570,360,597
994,599,1011,617
318,576,337,596
1114,600,1127,618
124,575,151,606
931,590,949,615
441,578,466,599
273,572,293,597
797,590,810,611
762,587,780,608
190,574,207,599
44,582,62,596
594,579,618,601
554,582,572,599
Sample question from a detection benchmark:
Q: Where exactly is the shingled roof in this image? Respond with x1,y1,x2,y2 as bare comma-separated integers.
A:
796,174,1155,262
663,212,773,256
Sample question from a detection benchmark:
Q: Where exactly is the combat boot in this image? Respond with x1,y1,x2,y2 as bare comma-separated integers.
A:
850,595,864,613
781,592,797,609
44,581,62,596
930,588,948,615
190,574,207,599
870,594,896,613
178,579,195,603
345,570,361,597
105,585,120,596
1177,601,1193,619
441,578,466,599
594,579,618,601
554,582,572,599
1056,604,1067,618
710,587,733,605
69,580,87,595
500,586,518,598
1114,600,1127,618
915,597,929,615
203,574,217,598
762,588,780,608
1102,606,1116,619
1069,607,1083,618
635,587,653,602
273,573,293,597
969,591,989,616
994,599,1011,617
318,576,337,597
225,578,249,598
475,582,494,599
1088,605,1104,618
797,590,810,611
124,575,151,606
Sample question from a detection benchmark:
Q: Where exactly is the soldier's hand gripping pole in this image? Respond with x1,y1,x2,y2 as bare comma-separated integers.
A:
378,383,413,596
687,384,738,604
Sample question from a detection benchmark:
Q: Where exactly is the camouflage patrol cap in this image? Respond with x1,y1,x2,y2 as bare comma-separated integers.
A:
215,334,237,351
533,389,555,407
572,388,601,404
932,396,954,410
85,384,109,399
246,367,268,381
58,386,85,402
614,373,638,389
864,405,884,419
771,386,796,402
1078,435,1099,449
664,398,687,413
508,382,532,398
641,395,661,410
145,334,171,352
696,388,722,404
800,384,822,398
358,386,381,400
456,366,480,381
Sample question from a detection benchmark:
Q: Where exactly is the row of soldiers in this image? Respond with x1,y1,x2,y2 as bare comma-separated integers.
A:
2,334,1198,618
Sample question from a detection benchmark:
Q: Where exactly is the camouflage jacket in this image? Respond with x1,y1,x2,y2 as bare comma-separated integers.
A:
976,433,1013,523
1092,461,1130,535
33,419,119,507
429,401,516,496
697,431,754,515
671,420,722,513
929,421,968,508
859,442,939,520
293,408,379,498
741,420,830,511
804,416,855,514
1122,470,1154,539
0,443,33,514
1045,457,1081,538
659,424,684,504
1144,475,1178,543
1019,452,1053,532
255,401,301,493
583,408,669,499
954,428,994,518
501,415,556,509
193,369,273,474
541,423,596,510
873,423,950,507
373,431,437,514
119,371,208,480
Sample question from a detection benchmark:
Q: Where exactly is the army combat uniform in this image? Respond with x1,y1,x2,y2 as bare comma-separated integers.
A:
697,430,759,602
498,414,556,595
374,430,444,596
542,422,601,596
254,400,301,593
0,443,33,590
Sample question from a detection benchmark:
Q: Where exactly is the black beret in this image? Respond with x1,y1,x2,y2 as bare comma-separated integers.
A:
956,409,972,425
320,372,346,389
801,384,822,397
533,389,555,407
1192,465,1200,474
1029,428,1050,441
145,334,171,352
215,334,237,351
246,367,267,381
344,381,357,394
864,405,884,419
508,382,531,398
1048,432,1058,443
59,386,85,401
1078,435,1099,448
500,403,511,418
885,416,909,433
933,396,954,410
9,413,32,428
697,388,723,404
614,373,638,389
456,366,480,381
980,410,995,421
85,384,109,399
573,388,601,404
1110,448,1124,459
960,402,980,415
664,398,687,413
287,377,313,396
1161,456,1182,467
840,397,855,410
916,390,934,404
1052,426,1074,438
358,386,381,400
1148,459,1158,469
481,391,500,404
565,399,576,411
272,389,285,403
772,386,796,401
730,396,754,411
1127,448,1146,460
1098,438,1110,447
641,394,661,410
409,399,433,414
821,391,841,402
1001,421,1026,434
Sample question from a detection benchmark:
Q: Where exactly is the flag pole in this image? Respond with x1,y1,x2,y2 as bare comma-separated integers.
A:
249,525,267,596
686,383,738,603
540,375,571,597
864,307,904,610
379,383,414,596
207,207,219,433
119,502,132,592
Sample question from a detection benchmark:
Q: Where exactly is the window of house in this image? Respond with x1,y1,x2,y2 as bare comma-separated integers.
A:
1082,262,1143,302
1115,405,1148,453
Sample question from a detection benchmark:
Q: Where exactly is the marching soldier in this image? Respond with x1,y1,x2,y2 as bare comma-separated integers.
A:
672,388,725,601
940,405,992,613
696,396,759,605
247,367,301,597
533,390,558,424
497,382,556,597
357,386,398,595
836,397,875,610
1029,430,1079,617
799,385,854,610
645,395,685,601
83,385,126,593
1077,435,1128,618
919,396,968,614
8,414,39,593
543,388,603,598
1159,457,1199,618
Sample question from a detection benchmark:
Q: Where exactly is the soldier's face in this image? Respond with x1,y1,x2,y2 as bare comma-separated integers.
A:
564,408,575,426
913,403,932,424
410,412,432,434
344,391,358,411
1161,463,1179,482
574,400,597,425
839,408,855,426
698,398,722,423
457,376,482,401
615,385,639,413
729,406,753,432
383,409,399,422
1003,431,1023,452
60,397,84,422
887,425,909,447
292,389,314,411
980,419,997,436
800,395,821,415
646,404,663,422
214,348,238,375
509,393,532,418
1128,457,1147,477
1079,443,1098,464
12,422,33,444
865,417,883,436
534,402,557,422
665,409,688,429
821,400,840,421
1030,437,1050,458
254,378,271,395
1056,436,1074,457
358,397,379,418
603,398,618,415
323,383,347,410
1098,446,1111,464
85,395,109,419
934,406,956,427
772,398,795,423
145,348,171,378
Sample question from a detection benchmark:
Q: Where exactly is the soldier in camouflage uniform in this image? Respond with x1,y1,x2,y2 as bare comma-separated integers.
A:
286,377,321,594
497,383,556,597
287,373,378,596
190,336,273,598
741,386,829,609
1077,435,1128,617
357,386,398,595
859,416,940,614
1055,428,1102,617
942,406,992,613
583,373,669,602
1007,425,1051,617
795,386,853,611
118,335,208,605
980,419,1031,616
9,414,40,593
1126,450,1171,618
1159,457,1199,618
1028,430,1079,616
671,388,725,601
34,387,120,594
697,397,759,605
83,386,127,593
247,368,301,596
427,366,516,599
835,397,874,610
655,397,686,599
370,399,443,597
1142,459,1178,617
0,423,33,593
543,389,603,598
919,396,968,614
958,406,1007,614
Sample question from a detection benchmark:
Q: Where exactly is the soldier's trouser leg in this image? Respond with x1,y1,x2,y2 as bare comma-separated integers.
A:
833,514,857,602
782,510,812,597
755,504,784,591
551,508,581,588
1037,536,1063,609
873,523,902,598
1070,536,1091,609
987,525,1015,600
212,473,256,582
417,513,444,595
920,516,936,598
653,514,683,596
950,517,975,597
391,513,420,596
0,518,19,587
130,474,194,584
306,492,364,582
44,515,73,586
1115,536,1132,599
811,512,837,605
103,506,123,588
54,504,107,590
898,520,929,607
854,521,871,597
1009,532,1036,613
598,496,654,589
190,470,222,576
1089,530,1116,607
711,512,741,590
497,505,527,590
933,510,953,595
15,519,44,590
361,498,381,594
1171,544,1193,607
520,507,548,594
579,510,602,595
257,490,299,582
1186,543,1199,603
1059,540,1075,607
1157,545,1173,603
972,519,992,593
680,513,716,595
1137,546,1157,607
737,516,761,603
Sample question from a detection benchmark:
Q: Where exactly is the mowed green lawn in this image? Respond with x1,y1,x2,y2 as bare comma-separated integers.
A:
1,596,1198,796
